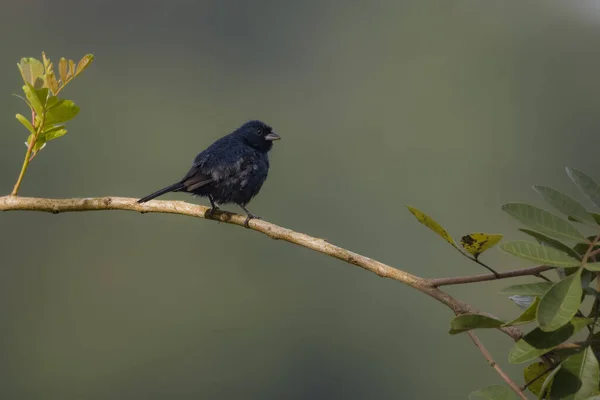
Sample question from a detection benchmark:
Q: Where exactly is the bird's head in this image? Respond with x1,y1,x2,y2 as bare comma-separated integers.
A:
235,120,281,153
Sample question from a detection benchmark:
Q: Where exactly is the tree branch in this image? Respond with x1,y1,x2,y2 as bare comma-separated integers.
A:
467,331,528,400
430,265,554,287
1,195,530,392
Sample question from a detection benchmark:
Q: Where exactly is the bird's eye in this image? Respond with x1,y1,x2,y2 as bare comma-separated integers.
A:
256,130,263,136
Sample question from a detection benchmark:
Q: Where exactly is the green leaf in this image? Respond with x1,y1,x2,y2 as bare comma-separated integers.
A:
566,167,600,211
551,347,600,399
17,57,44,88
469,385,518,400
504,297,540,326
538,365,560,399
39,126,67,142
22,84,47,116
534,185,598,225
509,317,591,364
44,99,79,125
519,229,582,259
500,241,582,268
538,268,583,331
405,205,457,247
524,361,549,396
584,262,600,272
501,282,554,296
502,202,588,243
460,233,503,257
449,314,505,334
15,114,35,134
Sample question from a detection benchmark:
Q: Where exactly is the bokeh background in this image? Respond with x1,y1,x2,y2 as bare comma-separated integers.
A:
1,1,600,399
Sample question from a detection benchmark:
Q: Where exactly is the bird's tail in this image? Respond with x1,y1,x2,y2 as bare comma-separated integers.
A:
137,182,185,203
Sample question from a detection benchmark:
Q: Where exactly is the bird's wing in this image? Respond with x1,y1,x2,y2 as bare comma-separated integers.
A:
181,166,213,191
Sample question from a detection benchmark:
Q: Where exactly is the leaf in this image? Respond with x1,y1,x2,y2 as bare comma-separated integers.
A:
75,54,94,77
68,59,75,80
519,229,582,259
551,347,600,399
460,233,503,257
41,52,50,70
15,114,35,135
449,314,505,334
44,99,79,125
534,185,598,225
538,268,583,332
502,203,588,243
500,241,582,268
45,71,59,95
405,206,456,247
538,365,560,399
17,57,44,88
566,167,600,211
504,297,540,326
501,282,554,296
39,127,67,142
22,84,47,116
509,317,591,364
469,385,518,400
584,263,600,272
524,361,550,396
59,58,68,83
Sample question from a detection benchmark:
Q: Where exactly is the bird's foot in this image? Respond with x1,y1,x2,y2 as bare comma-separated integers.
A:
206,206,221,219
243,213,262,228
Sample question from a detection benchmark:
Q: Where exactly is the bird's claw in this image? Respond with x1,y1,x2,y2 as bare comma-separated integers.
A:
243,213,261,228
206,207,221,219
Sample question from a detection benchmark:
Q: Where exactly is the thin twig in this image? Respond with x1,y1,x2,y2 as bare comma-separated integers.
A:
430,265,554,287
466,331,528,400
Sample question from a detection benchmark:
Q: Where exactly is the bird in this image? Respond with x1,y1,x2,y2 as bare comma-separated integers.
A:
137,120,281,226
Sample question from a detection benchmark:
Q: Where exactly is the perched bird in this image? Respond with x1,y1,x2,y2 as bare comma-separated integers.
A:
138,120,281,226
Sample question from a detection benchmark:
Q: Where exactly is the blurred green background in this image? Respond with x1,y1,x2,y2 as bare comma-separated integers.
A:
1,1,600,398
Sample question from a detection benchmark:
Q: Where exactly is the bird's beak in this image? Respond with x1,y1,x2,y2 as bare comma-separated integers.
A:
265,132,281,141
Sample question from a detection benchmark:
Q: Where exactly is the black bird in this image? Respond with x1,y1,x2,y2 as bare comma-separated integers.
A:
138,120,281,226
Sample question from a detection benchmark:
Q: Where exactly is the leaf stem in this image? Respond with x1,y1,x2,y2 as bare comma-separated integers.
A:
11,109,46,196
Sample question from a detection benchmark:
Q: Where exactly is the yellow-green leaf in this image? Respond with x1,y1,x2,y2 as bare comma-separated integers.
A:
22,84,47,116
44,100,79,125
460,233,503,257
523,361,550,396
17,57,44,88
45,71,59,95
59,58,68,83
75,54,94,77
42,52,50,69
15,114,35,134
68,59,75,80
40,126,67,142
405,205,456,247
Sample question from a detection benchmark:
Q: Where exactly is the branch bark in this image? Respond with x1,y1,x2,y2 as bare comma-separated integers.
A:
1,195,529,396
